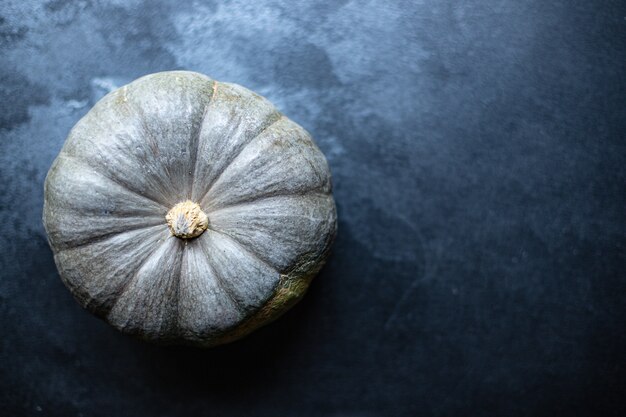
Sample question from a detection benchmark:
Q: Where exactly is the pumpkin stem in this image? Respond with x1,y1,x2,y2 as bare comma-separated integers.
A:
166,201,209,239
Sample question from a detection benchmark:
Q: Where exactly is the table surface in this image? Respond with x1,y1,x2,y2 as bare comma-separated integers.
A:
1,1,625,416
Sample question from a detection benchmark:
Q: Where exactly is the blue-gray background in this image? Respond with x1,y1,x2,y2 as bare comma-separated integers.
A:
1,1,625,416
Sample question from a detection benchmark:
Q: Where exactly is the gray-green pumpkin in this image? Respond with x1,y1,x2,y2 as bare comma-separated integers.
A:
43,71,337,347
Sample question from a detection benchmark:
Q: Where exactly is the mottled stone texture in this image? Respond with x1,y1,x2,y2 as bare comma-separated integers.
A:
1,0,625,416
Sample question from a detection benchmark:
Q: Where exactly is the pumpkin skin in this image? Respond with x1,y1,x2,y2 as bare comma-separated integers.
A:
43,71,337,347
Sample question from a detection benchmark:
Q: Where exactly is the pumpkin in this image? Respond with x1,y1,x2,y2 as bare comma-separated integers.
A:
43,71,337,347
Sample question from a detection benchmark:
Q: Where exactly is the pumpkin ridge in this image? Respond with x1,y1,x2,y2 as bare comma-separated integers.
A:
52,222,167,253
199,116,330,211
175,243,231,339
208,227,281,275
109,237,184,338
204,227,282,311
293,133,327,187
170,238,185,340
187,80,218,200
123,100,188,206
195,233,244,312
58,153,170,211
197,113,284,207
106,235,174,322
53,226,171,317
206,187,331,213
121,71,217,203
211,195,332,223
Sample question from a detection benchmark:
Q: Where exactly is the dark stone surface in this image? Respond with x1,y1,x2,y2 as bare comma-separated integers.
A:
0,1,624,416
